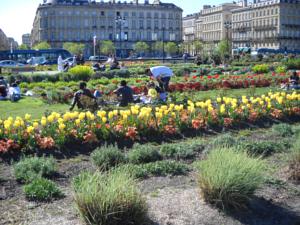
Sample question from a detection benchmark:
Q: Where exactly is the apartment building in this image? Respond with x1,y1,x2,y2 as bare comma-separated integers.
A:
183,13,200,55
22,34,31,47
31,0,183,57
232,0,300,51
0,29,9,51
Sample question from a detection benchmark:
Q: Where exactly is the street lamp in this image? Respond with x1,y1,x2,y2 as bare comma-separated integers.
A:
224,21,232,58
162,25,165,63
115,16,126,58
93,35,97,57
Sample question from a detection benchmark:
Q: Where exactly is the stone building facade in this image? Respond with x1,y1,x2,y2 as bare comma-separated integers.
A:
182,13,200,56
22,34,31,47
31,0,182,57
0,29,9,51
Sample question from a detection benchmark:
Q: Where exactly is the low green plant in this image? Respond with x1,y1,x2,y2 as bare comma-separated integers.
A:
252,64,269,73
69,65,93,81
284,58,300,70
210,134,240,149
14,157,57,183
287,135,300,181
127,144,161,164
124,160,190,178
194,148,266,209
159,141,202,160
73,169,147,225
242,140,291,156
23,178,63,201
272,123,294,137
275,66,287,74
91,145,125,170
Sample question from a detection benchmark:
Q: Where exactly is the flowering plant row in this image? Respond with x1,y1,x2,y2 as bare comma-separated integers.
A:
1,91,300,155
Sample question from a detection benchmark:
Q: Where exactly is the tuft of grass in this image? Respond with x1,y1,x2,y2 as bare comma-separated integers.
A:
287,136,300,181
14,157,57,183
73,169,147,225
210,134,240,149
272,123,294,137
122,160,190,179
127,144,162,164
159,141,203,160
91,145,125,171
194,148,266,210
23,178,63,201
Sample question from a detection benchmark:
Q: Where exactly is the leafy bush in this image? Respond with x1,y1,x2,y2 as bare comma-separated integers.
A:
127,144,161,164
272,123,294,137
194,148,265,209
284,58,300,70
124,160,190,178
73,169,147,225
23,178,63,201
252,64,269,73
91,145,125,170
69,66,93,81
275,66,287,74
14,157,57,183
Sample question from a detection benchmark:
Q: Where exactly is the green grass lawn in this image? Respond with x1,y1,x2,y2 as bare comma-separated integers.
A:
0,87,281,119
0,97,69,119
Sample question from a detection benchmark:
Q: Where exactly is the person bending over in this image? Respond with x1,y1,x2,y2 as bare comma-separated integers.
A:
146,66,173,92
70,82,96,111
113,80,133,107
289,71,299,89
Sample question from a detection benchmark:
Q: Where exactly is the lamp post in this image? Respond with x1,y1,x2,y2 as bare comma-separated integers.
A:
93,35,97,57
224,21,232,59
162,25,165,63
115,16,126,58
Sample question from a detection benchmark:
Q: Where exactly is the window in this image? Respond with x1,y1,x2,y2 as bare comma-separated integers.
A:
132,20,136,29
139,12,144,18
101,11,105,16
147,12,151,18
124,12,129,17
147,20,151,28
139,20,143,29
132,12,136,17
147,31,151,40
132,32,136,40
154,20,159,29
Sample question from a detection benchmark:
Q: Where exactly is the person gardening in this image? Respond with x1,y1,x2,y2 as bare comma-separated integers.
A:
113,80,133,107
146,66,173,92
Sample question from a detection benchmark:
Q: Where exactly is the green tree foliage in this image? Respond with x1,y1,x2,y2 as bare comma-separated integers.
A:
216,40,230,62
19,44,28,50
134,42,149,55
193,40,203,55
33,41,51,50
63,42,85,55
165,42,178,56
153,41,163,52
100,40,115,55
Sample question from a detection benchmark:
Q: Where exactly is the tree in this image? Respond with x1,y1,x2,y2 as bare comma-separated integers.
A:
165,42,178,56
193,40,203,55
63,42,85,55
19,44,28,50
33,41,51,50
134,42,149,56
153,41,163,52
100,40,115,55
216,40,230,63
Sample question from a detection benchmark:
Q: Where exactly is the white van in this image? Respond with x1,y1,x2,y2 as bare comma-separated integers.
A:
27,56,47,66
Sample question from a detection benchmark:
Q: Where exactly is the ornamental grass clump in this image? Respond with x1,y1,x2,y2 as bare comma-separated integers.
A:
272,123,294,137
23,177,63,202
127,144,161,164
91,145,125,171
287,135,300,181
73,169,147,225
68,65,93,81
195,148,266,210
210,134,240,149
14,156,57,183
159,142,200,160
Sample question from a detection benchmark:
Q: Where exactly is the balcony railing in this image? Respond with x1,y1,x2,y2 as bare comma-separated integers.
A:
253,25,277,30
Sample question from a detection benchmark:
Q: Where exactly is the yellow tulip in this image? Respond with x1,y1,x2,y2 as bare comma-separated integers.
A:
33,122,39,128
25,114,31,120
59,123,66,130
26,126,34,134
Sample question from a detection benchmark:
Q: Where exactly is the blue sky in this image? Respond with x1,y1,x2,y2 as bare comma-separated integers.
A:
0,0,224,44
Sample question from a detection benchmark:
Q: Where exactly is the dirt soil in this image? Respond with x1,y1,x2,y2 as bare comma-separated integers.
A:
1,128,300,225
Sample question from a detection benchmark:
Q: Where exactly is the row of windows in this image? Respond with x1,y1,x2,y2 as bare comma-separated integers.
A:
202,22,222,31
232,7,279,21
42,10,180,19
233,18,278,28
202,32,222,41
202,14,222,22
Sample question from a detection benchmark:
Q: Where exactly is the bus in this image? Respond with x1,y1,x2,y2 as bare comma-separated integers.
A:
0,49,72,65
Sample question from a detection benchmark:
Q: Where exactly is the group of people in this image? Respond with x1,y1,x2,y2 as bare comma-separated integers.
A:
281,71,300,90
92,55,127,72
0,77,21,102
58,54,85,72
69,65,174,110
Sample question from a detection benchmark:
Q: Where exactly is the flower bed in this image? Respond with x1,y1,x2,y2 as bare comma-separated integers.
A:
0,91,299,156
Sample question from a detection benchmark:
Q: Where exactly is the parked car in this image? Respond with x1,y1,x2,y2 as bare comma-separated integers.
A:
26,57,48,66
63,57,75,66
0,60,24,67
89,55,108,62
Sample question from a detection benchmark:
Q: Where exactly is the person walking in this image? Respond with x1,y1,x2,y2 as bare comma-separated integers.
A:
57,55,63,72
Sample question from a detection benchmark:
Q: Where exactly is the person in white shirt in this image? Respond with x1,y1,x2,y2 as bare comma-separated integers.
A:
8,83,21,102
146,66,173,92
57,55,63,72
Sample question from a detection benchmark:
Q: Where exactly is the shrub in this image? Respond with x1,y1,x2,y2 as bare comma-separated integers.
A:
69,66,93,81
287,135,300,181
252,64,269,73
123,160,190,178
242,140,291,156
210,134,239,149
73,170,147,225
284,58,300,70
275,65,287,74
23,178,63,201
91,145,125,171
195,148,265,209
127,144,161,164
272,123,294,137
14,157,57,183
